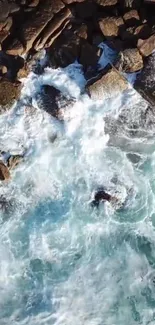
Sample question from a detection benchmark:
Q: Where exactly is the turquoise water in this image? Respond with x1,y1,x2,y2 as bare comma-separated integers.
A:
0,63,155,325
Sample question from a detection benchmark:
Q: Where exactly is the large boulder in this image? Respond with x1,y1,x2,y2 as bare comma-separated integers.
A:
20,0,65,54
36,85,75,119
123,10,140,27
86,64,128,100
99,16,124,38
134,52,155,107
0,161,10,180
137,34,155,57
0,79,21,109
115,48,143,72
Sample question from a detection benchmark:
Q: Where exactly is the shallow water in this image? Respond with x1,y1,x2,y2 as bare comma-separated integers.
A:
1,59,155,325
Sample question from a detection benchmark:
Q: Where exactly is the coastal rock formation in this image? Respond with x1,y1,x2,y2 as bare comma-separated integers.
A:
0,79,21,109
0,161,10,180
115,48,143,72
87,64,128,100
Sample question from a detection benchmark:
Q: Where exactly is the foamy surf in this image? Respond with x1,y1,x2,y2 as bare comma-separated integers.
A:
0,57,155,325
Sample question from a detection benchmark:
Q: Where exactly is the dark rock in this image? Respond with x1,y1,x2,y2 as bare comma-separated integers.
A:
123,10,140,27
0,161,10,180
119,0,142,9
75,1,96,19
91,188,118,207
115,48,143,72
75,24,88,40
62,0,85,3
137,34,155,57
6,38,24,56
87,64,128,100
134,52,155,107
79,40,99,69
28,0,40,7
99,16,124,38
36,85,75,119
0,79,21,109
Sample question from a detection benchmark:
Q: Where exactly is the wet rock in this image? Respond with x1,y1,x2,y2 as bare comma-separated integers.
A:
28,0,40,7
79,40,99,69
87,64,128,100
123,10,140,27
134,52,155,107
115,48,143,72
0,195,14,214
91,188,118,207
21,0,65,54
49,32,81,67
0,79,21,109
36,85,75,119
99,16,124,38
137,34,155,57
120,0,142,9
75,1,96,19
62,0,85,3
0,161,10,180
7,155,23,169
0,65,7,75
96,0,118,5
34,7,71,51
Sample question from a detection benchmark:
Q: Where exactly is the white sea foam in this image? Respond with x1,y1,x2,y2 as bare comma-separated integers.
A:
0,52,155,325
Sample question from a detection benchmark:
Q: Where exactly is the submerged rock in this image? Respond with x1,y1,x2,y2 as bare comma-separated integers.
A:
0,161,10,180
86,64,128,100
7,155,23,169
36,85,75,119
91,188,118,207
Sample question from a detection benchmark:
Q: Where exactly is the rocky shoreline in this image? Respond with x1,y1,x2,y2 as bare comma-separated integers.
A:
0,0,155,180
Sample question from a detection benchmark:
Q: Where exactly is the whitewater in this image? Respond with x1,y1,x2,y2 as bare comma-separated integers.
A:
1,47,155,325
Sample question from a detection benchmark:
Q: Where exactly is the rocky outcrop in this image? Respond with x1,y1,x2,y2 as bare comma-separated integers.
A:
99,17,124,38
87,64,128,100
0,79,21,109
36,85,75,118
137,35,155,56
115,48,143,72
0,161,10,181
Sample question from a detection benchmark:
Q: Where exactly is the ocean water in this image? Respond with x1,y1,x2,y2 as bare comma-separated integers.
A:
1,53,155,325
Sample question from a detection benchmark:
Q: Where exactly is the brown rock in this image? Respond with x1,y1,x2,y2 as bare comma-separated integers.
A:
137,35,155,57
8,155,23,169
134,52,155,107
115,48,143,72
99,17,124,38
123,10,140,27
0,30,9,43
17,63,29,79
21,0,65,54
0,65,7,74
34,7,71,51
0,79,21,109
96,0,118,5
0,161,10,181
87,64,128,100
76,24,88,40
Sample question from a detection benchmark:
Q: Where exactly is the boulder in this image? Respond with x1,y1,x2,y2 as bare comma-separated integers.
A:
75,24,88,40
87,64,128,100
91,188,118,207
134,52,155,107
0,161,10,180
99,16,124,38
0,79,21,109
137,34,155,57
123,10,140,27
62,0,85,3
34,7,71,51
115,48,143,72
28,0,40,7
6,38,24,56
21,0,65,54
36,85,75,118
